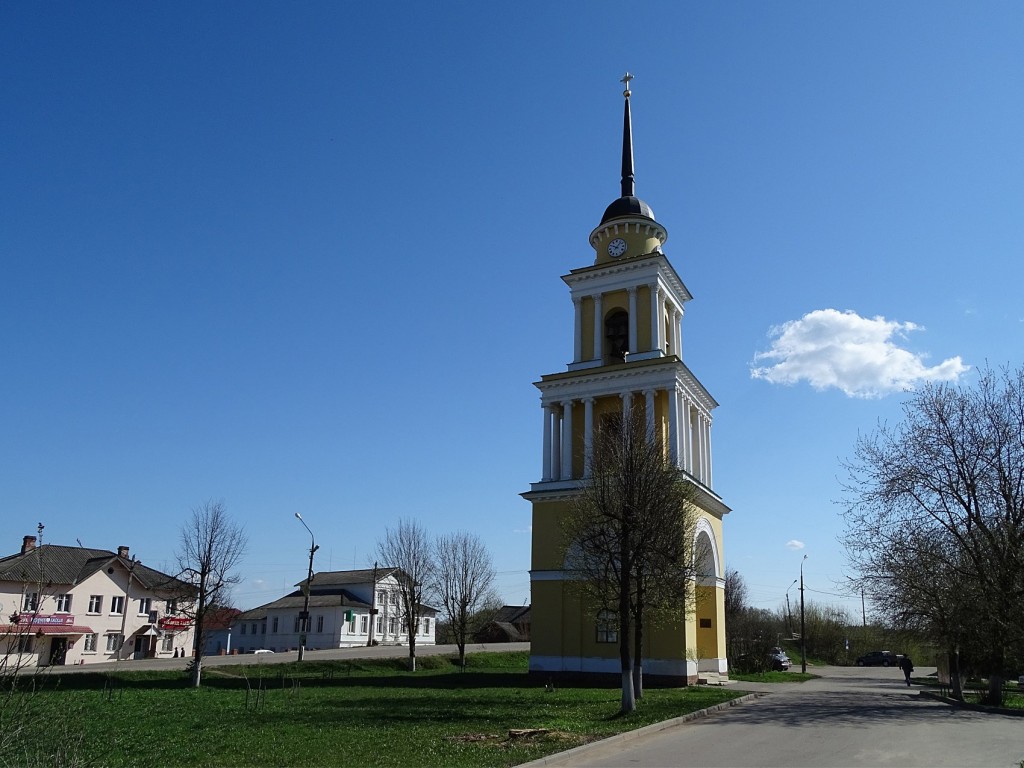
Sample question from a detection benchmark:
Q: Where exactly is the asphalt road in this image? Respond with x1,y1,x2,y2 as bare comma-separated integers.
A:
42,641,531,674
531,665,1024,768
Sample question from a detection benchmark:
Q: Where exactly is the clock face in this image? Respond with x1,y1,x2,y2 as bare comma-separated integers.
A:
607,238,627,258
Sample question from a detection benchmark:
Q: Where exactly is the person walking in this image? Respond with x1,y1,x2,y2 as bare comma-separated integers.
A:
899,655,914,686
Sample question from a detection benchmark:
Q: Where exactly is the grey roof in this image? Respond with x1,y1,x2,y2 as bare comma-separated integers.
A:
236,590,372,620
0,544,191,593
493,605,531,625
295,567,398,589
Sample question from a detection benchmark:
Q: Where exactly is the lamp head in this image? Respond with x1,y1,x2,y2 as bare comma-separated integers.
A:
294,512,302,521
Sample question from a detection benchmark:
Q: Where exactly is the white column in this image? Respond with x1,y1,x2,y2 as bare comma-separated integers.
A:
573,297,583,363
673,307,683,357
644,389,656,439
583,398,595,478
592,294,603,361
621,390,632,429
698,413,708,483
551,407,562,481
560,400,574,481
668,387,679,467
542,405,554,481
628,287,638,355
706,419,713,488
682,397,693,474
650,285,662,354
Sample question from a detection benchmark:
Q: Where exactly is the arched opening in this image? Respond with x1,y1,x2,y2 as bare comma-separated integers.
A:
604,309,629,363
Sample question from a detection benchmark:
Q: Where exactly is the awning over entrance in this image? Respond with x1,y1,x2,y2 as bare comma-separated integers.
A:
0,624,93,636
132,624,159,637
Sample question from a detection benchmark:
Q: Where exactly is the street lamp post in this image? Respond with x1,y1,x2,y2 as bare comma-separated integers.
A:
294,513,318,662
800,555,808,674
785,578,798,638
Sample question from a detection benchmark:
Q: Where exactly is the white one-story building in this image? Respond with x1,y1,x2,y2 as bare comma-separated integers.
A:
233,567,436,653
0,534,195,667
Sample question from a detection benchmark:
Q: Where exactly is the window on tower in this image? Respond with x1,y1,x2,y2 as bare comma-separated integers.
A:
605,310,629,363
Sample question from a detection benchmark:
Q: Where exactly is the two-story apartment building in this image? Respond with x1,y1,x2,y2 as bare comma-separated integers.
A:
233,567,436,653
0,534,195,667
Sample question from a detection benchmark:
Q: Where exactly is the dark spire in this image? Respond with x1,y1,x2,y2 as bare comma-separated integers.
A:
620,72,635,198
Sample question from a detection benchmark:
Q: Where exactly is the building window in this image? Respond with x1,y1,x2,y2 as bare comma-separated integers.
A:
261,622,266,634
161,635,174,652
360,615,368,634
377,590,386,605
251,623,257,635
106,634,123,652
293,617,301,633
138,598,152,616
22,592,38,612
388,617,397,635
376,615,383,634
17,636,34,653
240,624,247,635
88,595,102,614
596,610,618,643
56,594,72,613
84,634,98,652
316,616,324,633
166,599,178,615
422,618,430,635
272,617,279,633
389,592,398,605
110,596,124,615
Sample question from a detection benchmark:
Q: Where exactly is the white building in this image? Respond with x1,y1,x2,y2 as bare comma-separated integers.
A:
0,534,195,667
233,568,437,653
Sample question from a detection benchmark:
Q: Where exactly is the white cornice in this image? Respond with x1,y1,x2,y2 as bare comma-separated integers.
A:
535,358,719,413
589,217,668,248
563,253,692,306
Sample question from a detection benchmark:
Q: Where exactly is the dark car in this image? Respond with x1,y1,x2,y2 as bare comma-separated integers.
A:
769,647,792,671
855,650,895,666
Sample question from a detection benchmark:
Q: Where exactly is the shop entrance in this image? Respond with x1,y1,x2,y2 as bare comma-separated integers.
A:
48,637,68,666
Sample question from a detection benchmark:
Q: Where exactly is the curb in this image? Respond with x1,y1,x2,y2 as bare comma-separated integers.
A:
918,690,1024,717
516,692,765,767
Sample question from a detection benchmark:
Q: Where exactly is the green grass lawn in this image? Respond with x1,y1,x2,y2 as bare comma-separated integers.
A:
11,652,744,768
727,670,816,683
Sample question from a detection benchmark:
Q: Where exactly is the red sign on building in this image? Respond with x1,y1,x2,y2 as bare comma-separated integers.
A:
158,616,192,631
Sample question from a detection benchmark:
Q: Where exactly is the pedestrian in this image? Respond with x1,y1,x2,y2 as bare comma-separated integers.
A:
900,655,914,686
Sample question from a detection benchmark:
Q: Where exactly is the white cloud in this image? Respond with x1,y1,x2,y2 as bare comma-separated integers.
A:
786,540,805,551
751,309,969,398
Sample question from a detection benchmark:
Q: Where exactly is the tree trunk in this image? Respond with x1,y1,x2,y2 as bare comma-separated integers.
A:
408,631,417,672
619,536,635,713
632,586,644,699
985,674,1004,706
949,648,963,701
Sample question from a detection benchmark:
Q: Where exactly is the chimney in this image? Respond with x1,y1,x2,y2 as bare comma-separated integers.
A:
21,535,36,554
117,545,130,558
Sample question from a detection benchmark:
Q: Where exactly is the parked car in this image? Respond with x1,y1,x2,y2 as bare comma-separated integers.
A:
855,650,895,667
252,649,274,655
769,647,792,671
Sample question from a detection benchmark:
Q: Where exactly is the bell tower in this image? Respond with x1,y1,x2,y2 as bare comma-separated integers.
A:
524,75,730,683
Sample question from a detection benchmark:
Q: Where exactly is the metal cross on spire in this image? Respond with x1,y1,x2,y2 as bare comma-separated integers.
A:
620,71,634,98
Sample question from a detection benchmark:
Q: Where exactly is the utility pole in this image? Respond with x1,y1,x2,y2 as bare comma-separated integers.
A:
367,561,378,647
800,555,807,674
785,578,797,638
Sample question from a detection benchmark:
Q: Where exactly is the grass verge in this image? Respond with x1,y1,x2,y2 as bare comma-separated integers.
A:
14,652,743,767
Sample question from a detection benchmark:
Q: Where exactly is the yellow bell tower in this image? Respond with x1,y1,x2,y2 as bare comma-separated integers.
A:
524,75,730,683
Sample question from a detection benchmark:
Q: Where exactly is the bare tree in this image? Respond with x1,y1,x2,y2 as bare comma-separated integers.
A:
564,412,703,712
434,531,499,667
175,500,247,688
377,518,434,672
724,568,748,661
841,366,1024,705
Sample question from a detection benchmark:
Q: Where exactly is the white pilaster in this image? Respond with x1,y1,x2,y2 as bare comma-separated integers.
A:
706,419,713,488
628,287,638,355
560,400,574,481
673,306,683,357
644,389,656,438
542,405,554,481
682,397,693,474
573,297,583,363
552,407,562,481
668,387,679,467
593,294,603,361
621,390,632,428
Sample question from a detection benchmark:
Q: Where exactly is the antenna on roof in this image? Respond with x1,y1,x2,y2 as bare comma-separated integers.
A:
76,538,84,548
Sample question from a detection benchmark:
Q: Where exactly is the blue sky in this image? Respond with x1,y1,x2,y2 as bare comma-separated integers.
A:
3,2,1022,620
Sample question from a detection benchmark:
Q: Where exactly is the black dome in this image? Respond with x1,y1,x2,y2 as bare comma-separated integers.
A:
600,195,656,225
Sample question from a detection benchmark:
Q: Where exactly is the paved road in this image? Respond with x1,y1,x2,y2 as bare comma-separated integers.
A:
534,665,1024,768
42,641,531,674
